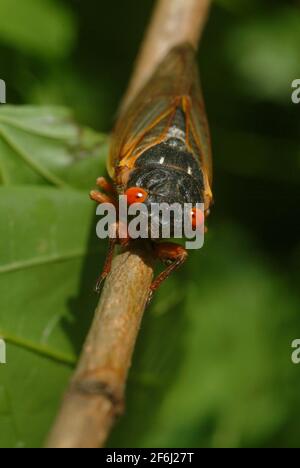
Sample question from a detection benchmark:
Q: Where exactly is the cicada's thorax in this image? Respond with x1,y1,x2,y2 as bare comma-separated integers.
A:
118,102,201,170
139,106,203,179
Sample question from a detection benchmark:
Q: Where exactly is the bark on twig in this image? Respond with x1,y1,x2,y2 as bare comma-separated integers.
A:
45,0,211,449
121,0,211,112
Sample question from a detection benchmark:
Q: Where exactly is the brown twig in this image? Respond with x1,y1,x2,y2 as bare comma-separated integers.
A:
121,0,211,112
45,0,211,449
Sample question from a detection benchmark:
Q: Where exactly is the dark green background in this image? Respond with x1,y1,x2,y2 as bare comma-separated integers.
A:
0,0,299,448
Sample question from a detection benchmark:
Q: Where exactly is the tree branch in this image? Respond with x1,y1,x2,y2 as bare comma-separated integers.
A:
121,0,211,112
45,0,211,449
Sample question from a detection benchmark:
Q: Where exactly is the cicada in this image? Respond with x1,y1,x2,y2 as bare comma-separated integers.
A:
90,43,213,300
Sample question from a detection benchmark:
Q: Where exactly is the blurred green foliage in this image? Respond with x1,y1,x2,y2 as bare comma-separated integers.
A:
0,0,75,59
0,0,300,448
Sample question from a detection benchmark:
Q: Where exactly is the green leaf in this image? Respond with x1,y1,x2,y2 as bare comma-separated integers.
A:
0,0,76,59
0,106,108,189
0,105,108,447
0,186,106,447
0,343,72,448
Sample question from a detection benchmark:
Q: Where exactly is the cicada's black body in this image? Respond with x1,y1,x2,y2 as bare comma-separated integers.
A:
91,43,213,299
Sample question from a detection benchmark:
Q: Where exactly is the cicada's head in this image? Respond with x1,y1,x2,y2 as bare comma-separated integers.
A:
123,144,205,238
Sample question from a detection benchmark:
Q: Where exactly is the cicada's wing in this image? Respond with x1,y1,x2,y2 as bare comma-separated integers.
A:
187,76,213,188
108,43,213,203
107,56,180,177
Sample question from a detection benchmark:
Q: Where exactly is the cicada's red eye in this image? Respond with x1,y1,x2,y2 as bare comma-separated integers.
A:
125,187,148,204
191,207,204,230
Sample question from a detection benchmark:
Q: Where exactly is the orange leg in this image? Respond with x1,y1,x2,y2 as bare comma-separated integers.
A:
90,179,131,292
94,238,117,292
94,225,130,293
90,178,117,292
148,242,188,304
90,190,117,207
96,176,116,195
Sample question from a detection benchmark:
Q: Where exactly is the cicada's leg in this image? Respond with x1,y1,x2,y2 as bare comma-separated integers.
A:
96,176,116,196
90,182,131,293
94,226,131,293
90,183,117,292
89,190,117,207
94,238,117,293
148,242,188,304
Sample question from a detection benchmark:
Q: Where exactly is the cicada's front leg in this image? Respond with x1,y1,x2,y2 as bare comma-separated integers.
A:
96,176,117,196
148,242,188,304
94,238,117,293
90,177,130,292
90,176,117,207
